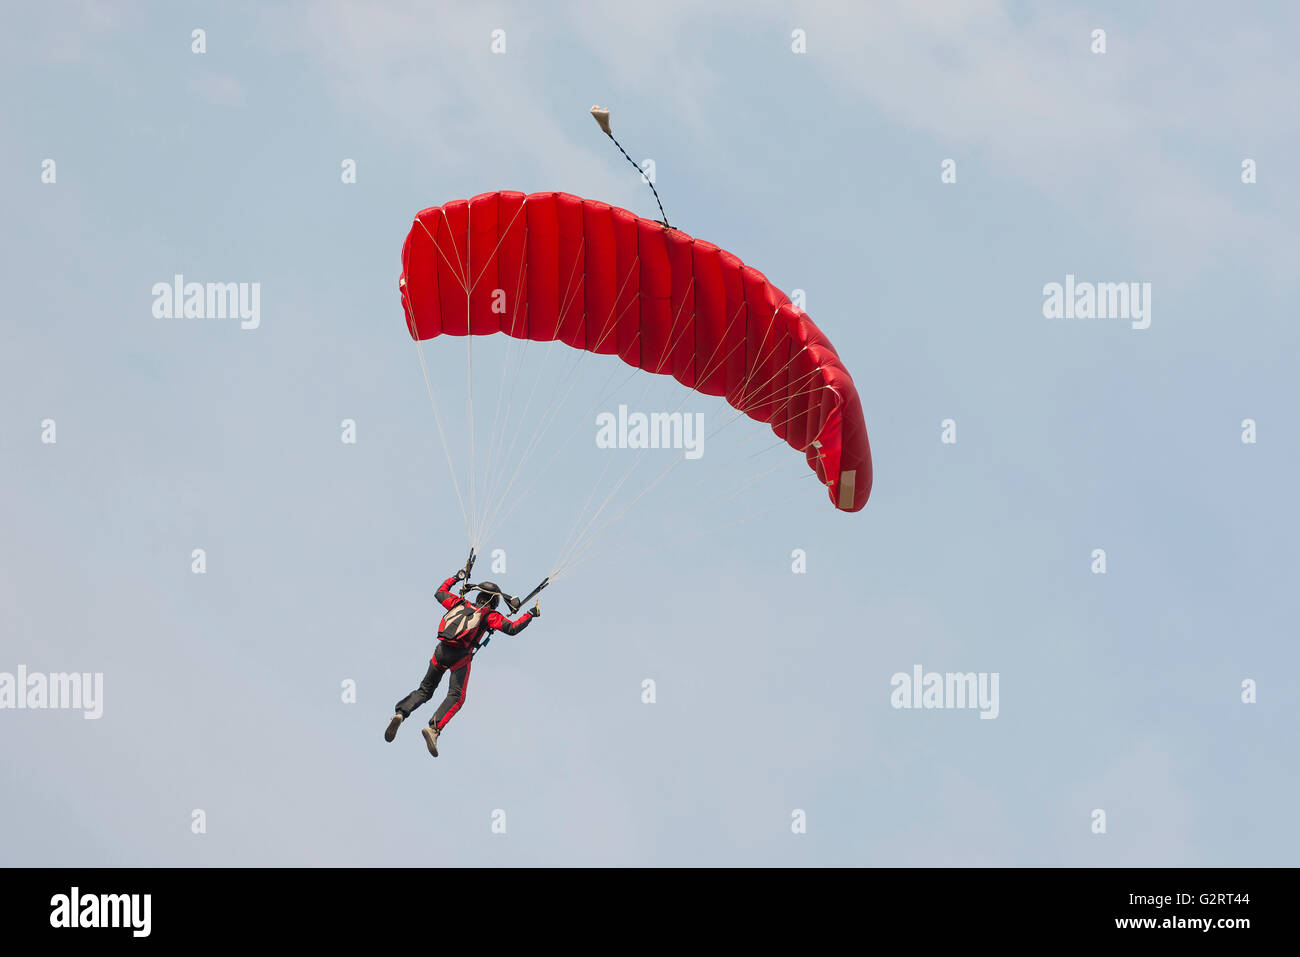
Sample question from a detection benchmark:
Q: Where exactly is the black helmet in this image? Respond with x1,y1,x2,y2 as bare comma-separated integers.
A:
474,582,502,611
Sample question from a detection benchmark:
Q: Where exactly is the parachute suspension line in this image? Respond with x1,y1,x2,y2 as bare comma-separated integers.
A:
704,325,830,457
413,215,469,294
550,372,768,578
559,489,810,581
550,450,688,579
550,339,675,568
548,271,706,570
591,105,671,229
731,306,785,414
485,357,640,544
479,343,596,542
549,309,755,578
555,236,589,327
476,235,555,543
549,271,702,565
681,420,820,500
553,427,624,567
477,343,587,543
731,363,824,439
477,252,647,542
465,195,540,546
698,458,807,510
566,282,816,566
479,339,584,542
421,199,577,551
472,223,596,533
473,233,534,545
709,424,797,461
747,437,806,460
548,301,752,575
552,330,824,577
477,327,534,544
676,374,834,507
707,456,814,507
474,323,516,543
676,426,807,501
712,467,816,508
467,195,531,293
416,209,477,545
465,201,481,548
556,409,826,578
476,337,570,539
556,427,821,581
403,282,472,548
735,376,833,448
700,375,833,457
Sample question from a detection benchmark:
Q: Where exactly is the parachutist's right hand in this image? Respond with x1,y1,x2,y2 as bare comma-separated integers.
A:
529,603,541,619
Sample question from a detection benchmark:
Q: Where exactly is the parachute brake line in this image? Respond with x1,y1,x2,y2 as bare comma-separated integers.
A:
508,576,550,615
590,106,672,229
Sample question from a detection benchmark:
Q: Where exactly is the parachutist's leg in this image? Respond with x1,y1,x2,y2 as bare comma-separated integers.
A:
432,657,471,731
395,661,445,717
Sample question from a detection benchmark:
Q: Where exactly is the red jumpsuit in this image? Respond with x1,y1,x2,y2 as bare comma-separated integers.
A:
394,576,534,731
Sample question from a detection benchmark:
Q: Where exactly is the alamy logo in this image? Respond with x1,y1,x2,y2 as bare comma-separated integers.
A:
151,274,261,329
0,666,103,719
595,404,706,459
50,887,151,937
890,664,1000,719
1042,273,1151,329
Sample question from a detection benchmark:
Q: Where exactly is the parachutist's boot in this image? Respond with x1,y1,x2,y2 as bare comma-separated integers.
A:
422,725,440,757
385,713,404,742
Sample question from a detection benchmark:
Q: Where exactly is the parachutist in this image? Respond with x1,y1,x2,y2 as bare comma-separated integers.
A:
385,570,538,756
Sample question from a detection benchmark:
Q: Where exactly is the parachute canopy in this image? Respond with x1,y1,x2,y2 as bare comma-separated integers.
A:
399,191,871,511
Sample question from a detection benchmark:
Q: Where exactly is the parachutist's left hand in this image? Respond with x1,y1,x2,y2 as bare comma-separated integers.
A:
529,603,541,619
454,568,468,581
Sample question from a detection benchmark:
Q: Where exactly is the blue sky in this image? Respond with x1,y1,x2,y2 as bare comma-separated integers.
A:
1,1,1297,866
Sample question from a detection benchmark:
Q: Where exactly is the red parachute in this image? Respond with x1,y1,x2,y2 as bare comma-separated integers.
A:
399,191,871,511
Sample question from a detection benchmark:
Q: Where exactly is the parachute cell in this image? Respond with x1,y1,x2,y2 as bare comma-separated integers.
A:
399,191,872,511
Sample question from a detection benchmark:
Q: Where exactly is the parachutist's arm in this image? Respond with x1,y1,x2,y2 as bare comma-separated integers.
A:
487,610,534,636
434,575,459,609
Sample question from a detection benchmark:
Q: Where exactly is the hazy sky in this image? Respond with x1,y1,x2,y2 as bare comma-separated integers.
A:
2,1,1297,866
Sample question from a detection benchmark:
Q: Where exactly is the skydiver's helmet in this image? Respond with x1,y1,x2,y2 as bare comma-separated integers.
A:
474,583,502,611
